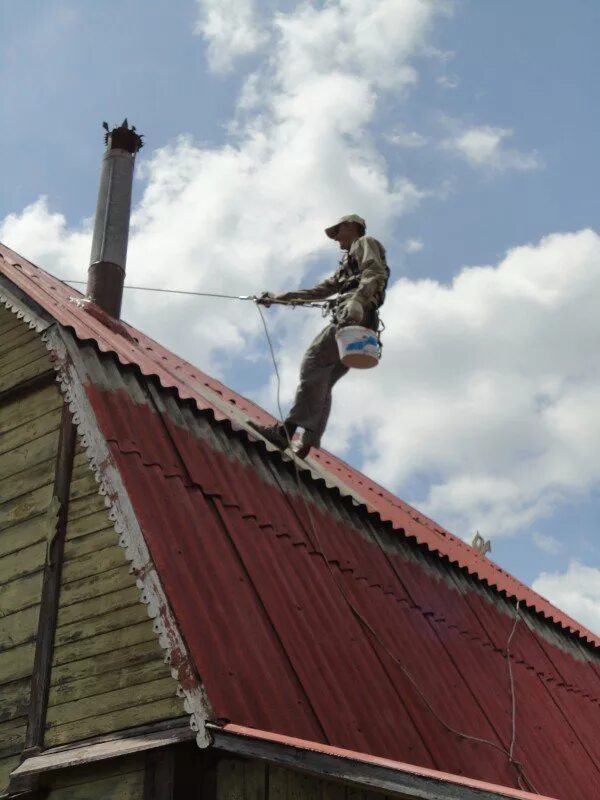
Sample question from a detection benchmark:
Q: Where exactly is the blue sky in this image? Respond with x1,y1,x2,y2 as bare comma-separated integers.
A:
2,1,600,631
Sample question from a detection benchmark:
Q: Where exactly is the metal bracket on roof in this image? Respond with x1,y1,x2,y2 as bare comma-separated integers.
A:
68,295,135,341
472,532,492,557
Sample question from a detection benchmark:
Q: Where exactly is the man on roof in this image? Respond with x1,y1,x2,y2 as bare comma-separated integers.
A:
251,214,389,459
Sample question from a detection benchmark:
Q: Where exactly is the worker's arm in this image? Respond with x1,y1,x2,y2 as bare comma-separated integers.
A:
349,237,389,307
270,273,342,303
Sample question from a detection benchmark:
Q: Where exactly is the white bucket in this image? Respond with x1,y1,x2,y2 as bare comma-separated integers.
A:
335,325,381,369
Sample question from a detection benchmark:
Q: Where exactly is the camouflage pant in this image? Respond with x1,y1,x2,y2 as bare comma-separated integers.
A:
286,324,348,448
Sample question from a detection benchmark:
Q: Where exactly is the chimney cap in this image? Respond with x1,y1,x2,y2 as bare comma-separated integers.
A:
102,119,144,154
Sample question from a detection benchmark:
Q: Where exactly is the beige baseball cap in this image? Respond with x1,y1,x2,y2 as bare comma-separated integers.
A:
325,214,367,239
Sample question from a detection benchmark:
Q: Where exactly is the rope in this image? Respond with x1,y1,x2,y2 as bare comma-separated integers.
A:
61,280,325,307
60,277,537,791
254,304,538,795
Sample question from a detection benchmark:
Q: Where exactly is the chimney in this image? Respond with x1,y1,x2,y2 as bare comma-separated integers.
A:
86,119,143,318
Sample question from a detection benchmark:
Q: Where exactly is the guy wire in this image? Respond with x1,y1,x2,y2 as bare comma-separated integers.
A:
255,303,538,795
57,277,537,793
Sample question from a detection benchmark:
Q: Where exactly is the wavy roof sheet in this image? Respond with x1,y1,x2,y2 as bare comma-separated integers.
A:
1,242,595,648
3,242,600,798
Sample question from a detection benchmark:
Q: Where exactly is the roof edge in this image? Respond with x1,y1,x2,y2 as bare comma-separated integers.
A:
209,723,555,800
42,322,213,747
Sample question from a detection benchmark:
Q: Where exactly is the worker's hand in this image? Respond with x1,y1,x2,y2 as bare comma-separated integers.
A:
339,298,364,324
256,291,276,308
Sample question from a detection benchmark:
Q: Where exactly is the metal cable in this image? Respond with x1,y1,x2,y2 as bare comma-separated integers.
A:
255,304,538,795
59,278,537,792
61,280,325,307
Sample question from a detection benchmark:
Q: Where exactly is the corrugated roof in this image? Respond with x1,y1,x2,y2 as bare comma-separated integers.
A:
3,242,600,797
0,241,596,648
59,342,600,797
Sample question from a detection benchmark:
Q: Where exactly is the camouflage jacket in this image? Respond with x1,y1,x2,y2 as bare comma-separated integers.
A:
279,236,389,308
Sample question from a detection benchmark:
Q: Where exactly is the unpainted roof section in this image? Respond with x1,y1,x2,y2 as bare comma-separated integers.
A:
0,241,597,649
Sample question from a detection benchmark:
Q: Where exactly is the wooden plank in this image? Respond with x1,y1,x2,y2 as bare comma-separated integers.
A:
56,585,141,628
0,407,61,457
0,715,27,758
66,509,113,540
67,494,109,524
0,604,40,650
0,310,24,334
218,758,245,800
0,483,54,530
0,753,20,794
50,640,164,688
55,602,154,649
48,754,144,788
49,753,144,789
290,771,322,800
243,760,267,800
0,458,55,510
0,324,39,356
61,544,127,585
322,780,347,800
52,620,158,667
0,539,46,584
63,527,119,561
13,726,192,778
48,658,172,708
0,369,56,410
0,383,62,434
0,570,44,617
69,474,102,504
267,765,288,800
0,515,47,559
0,354,51,394
46,677,176,727
48,768,145,799
0,641,36,685
0,430,60,482
45,697,183,748
0,337,45,374
58,564,134,608
0,677,31,723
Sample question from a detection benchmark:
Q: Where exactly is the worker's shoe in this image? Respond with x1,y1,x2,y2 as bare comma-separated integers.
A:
247,421,296,450
293,442,312,460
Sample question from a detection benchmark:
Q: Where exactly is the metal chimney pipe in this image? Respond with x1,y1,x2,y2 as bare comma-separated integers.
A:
86,120,143,318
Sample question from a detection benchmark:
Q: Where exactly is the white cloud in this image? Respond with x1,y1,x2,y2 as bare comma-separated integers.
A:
194,0,267,73
532,531,562,556
387,127,428,148
443,124,543,171
533,562,600,635
1,0,437,381
437,73,459,90
6,1,592,547
404,237,424,253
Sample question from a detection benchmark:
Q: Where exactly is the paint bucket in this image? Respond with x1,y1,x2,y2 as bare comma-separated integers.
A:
335,326,381,369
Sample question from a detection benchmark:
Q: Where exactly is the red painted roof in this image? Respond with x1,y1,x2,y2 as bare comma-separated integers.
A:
0,242,596,647
3,242,600,798
83,371,600,798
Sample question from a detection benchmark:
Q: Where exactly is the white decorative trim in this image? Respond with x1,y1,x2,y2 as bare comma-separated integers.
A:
43,324,212,748
0,282,50,332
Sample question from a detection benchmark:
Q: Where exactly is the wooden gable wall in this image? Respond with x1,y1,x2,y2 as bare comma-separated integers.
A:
0,305,181,794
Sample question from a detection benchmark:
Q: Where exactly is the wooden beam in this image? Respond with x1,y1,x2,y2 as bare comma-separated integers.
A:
0,369,55,407
12,725,193,779
209,726,547,800
23,404,77,755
